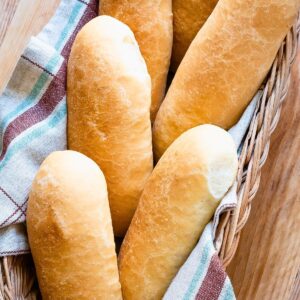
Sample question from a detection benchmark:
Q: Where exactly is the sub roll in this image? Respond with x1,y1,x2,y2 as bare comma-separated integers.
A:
172,0,218,71
119,125,238,300
100,0,173,121
67,16,153,237
153,0,300,159
27,151,122,300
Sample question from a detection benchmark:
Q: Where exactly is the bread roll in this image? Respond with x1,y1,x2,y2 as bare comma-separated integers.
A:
172,0,218,71
100,0,173,121
67,16,153,237
27,151,122,300
153,0,299,159
119,125,238,300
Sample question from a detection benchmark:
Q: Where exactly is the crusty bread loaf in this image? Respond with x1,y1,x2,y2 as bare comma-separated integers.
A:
119,125,238,300
153,0,300,159
100,0,173,122
172,0,218,71
67,16,153,237
27,151,122,300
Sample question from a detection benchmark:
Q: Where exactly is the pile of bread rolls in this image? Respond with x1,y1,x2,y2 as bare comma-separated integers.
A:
26,0,299,299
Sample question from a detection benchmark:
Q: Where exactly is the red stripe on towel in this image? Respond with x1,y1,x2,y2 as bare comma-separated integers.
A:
21,55,57,78
195,254,226,300
0,250,30,255
0,199,28,227
0,1,97,162
61,0,97,59
0,186,26,216
0,60,66,161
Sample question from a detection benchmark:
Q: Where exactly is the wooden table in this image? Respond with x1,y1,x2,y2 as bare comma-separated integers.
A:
228,49,300,300
0,1,299,299
0,0,61,94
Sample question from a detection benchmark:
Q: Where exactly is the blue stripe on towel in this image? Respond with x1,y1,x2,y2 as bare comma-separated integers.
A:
55,1,84,51
183,243,211,300
0,101,66,171
0,54,60,139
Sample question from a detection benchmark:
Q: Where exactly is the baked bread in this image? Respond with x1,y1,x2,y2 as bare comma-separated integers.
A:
119,125,238,300
67,16,153,237
172,0,218,71
153,0,300,159
100,0,173,121
27,151,122,300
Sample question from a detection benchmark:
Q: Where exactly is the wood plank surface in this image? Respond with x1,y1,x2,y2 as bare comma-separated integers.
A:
0,1,299,299
0,0,60,95
0,0,19,45
228,49,300,300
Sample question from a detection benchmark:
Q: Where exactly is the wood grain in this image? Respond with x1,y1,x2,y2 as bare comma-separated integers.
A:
290,271,300,300
0,0,60,95
0,0,19,45
228,49,300,300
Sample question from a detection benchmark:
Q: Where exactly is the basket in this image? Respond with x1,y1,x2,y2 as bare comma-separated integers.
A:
1,16,299,300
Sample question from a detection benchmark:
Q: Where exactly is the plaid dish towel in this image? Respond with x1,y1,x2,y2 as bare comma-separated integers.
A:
0,0,259,298
0,0,97,255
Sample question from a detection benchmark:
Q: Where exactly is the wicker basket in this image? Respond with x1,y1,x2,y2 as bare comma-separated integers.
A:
1,16,299,300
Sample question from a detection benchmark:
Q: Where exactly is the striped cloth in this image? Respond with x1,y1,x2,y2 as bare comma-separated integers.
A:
164,224,235,300
0,0,97,255
0,0,258,298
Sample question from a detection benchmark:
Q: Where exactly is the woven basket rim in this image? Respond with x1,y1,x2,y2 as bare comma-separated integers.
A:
216,16,300,268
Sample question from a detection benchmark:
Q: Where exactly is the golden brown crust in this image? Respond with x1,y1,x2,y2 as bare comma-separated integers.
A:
172,0,218,71
153,0,300,159
119,125,238,300
100,0,173,122
67,16,153,237
27,151,122,300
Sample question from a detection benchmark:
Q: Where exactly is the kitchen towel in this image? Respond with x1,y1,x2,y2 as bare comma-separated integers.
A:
0,0,258,299
0,0,97,255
